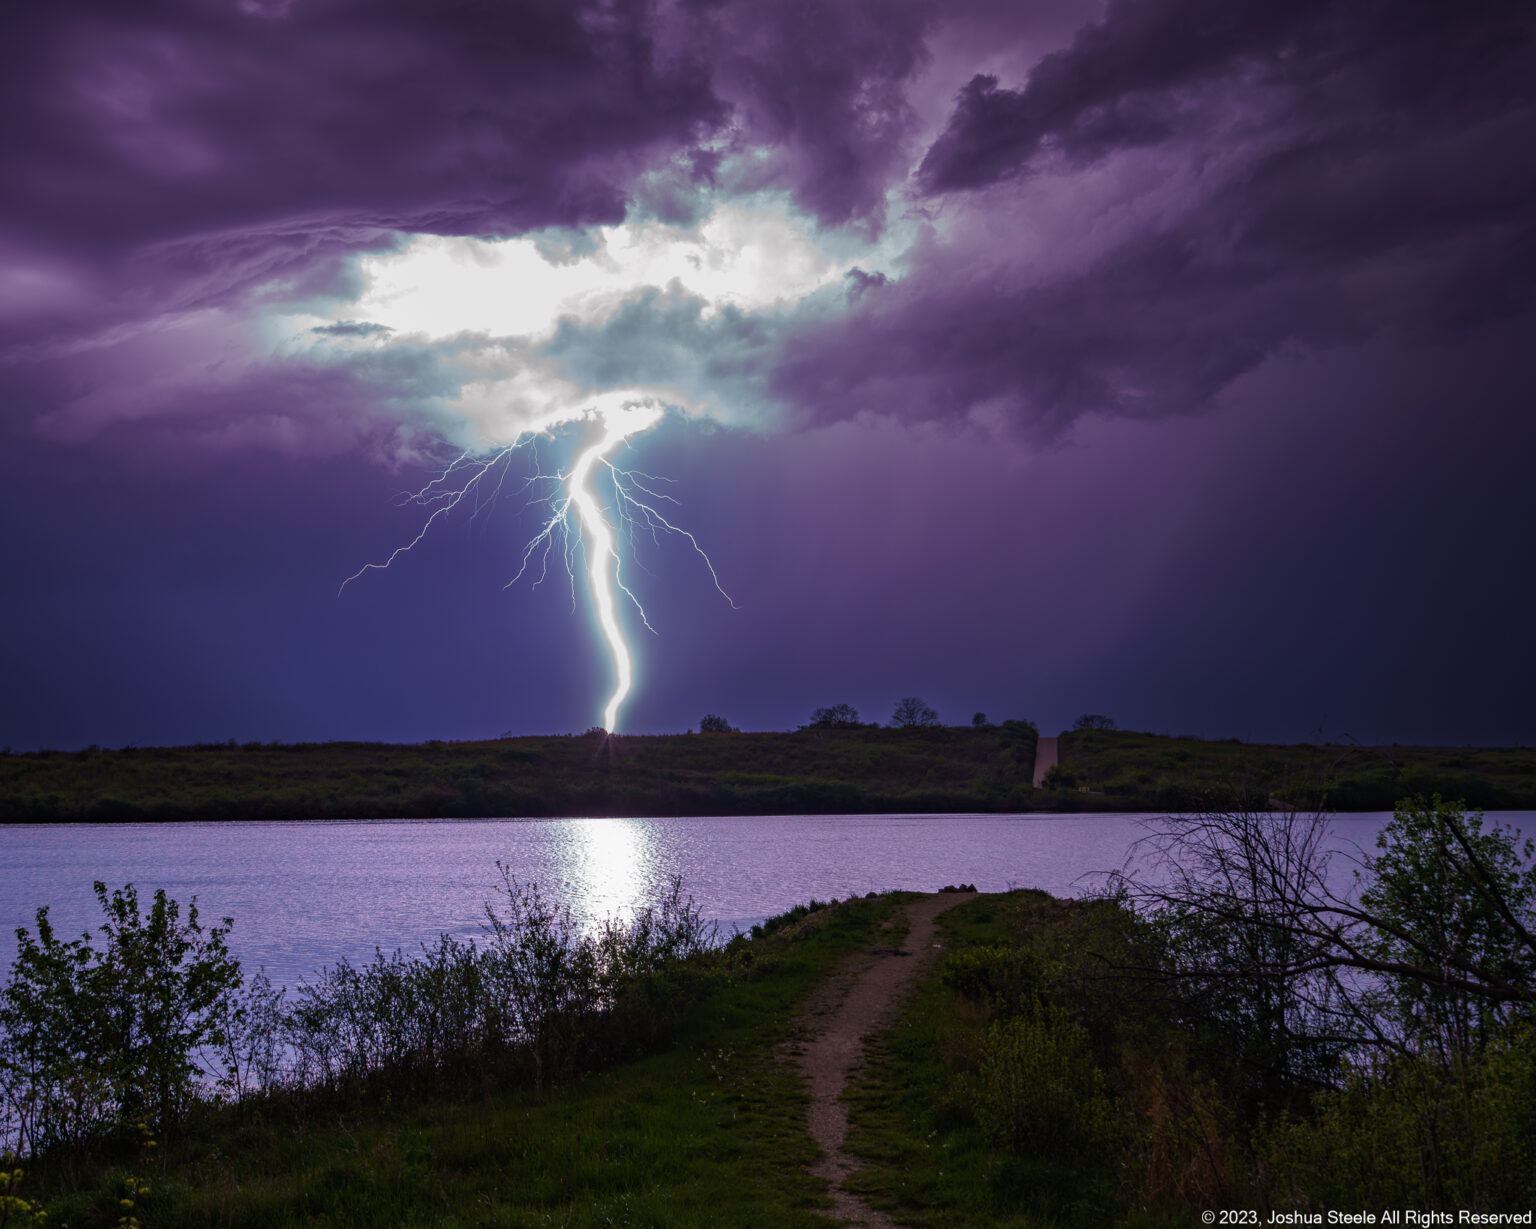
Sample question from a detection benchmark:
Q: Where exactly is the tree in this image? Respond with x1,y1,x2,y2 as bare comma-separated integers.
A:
1073,714,1117,732
809,703,860,728
891,696,940,728
1359,796,1536,1060
1108,796,1536,1095
972,711,990,727
0,883,242,1151
698,714,735,733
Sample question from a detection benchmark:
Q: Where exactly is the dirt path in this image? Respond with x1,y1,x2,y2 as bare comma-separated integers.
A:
794,892,976,1228
1032,735,1058,787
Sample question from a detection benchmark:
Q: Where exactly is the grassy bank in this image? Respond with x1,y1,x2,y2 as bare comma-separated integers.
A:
8,892,915,1227
1054,729,1536,811
844,886,1536,1226
6,792,1534,1225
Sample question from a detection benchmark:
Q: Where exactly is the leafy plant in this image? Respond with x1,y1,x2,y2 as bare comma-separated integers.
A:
0,883,241,1151
0,1152,47,1227
1358,795,1536,1060
975,999,1121,1160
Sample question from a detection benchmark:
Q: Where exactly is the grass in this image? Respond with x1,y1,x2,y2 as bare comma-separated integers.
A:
21,891,913,1228
6,725,1534,822
1053,729,1536,811
0,725,1041,821
840,892,1137,1228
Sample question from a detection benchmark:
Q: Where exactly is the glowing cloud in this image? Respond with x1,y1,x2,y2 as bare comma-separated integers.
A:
327,197,893,729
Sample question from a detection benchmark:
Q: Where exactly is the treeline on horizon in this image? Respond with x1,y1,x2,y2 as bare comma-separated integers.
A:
3,722,1536,822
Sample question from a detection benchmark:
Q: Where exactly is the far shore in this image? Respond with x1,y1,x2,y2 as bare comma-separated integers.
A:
4,726,1533,822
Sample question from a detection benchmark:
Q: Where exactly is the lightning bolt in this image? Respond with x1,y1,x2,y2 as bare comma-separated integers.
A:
343,396,733,734
567,401,661,732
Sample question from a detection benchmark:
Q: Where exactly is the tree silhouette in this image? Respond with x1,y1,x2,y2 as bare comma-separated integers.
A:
1073,713,1116,732
809,703,860,728
891,696,940,728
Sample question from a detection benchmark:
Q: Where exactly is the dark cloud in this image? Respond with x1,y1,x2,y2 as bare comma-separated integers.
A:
0,0,721,263
776,0,1536,436
917,0,1532,192
681,0,934,230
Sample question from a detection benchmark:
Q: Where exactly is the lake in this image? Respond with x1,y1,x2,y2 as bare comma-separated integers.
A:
5,811,1530,989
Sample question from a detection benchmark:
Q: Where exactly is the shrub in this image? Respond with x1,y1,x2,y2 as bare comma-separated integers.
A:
1260,1024,1536,1210
0,883,241,1152
974,1000,1120,1159
941,945,1041,1015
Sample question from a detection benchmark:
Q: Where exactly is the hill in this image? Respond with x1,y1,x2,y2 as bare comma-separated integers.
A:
1055,727,1536,811
0,723,1042,821
4,724,1533,821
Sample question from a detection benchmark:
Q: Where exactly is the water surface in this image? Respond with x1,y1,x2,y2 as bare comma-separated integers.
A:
9,811,1525,989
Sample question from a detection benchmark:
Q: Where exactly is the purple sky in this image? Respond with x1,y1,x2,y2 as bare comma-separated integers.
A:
3,0,1533,750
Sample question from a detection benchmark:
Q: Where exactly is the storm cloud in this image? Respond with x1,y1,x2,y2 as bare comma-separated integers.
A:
3,0,1534,746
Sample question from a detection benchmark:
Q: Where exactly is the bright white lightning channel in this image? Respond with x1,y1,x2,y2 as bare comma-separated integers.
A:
342,398,733,734
569,402,660,733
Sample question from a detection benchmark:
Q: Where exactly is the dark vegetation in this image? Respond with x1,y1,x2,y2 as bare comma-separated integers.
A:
844,797,1536,1224
0,723,1044,822
1054,728,1536,811
6,724,1536,822
0,875,916,1225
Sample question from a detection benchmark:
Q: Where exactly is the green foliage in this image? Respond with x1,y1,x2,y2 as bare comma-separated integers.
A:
1041,763,1082,790
0,726,1059,821
697,714,734,733
1261,1025,1536,1210
22,892,908,1227
974,1001,1121,1160
1057,729,1536,810
1359,794,1536,1058
0,883,241,1151
940,944,1041,1014
0,1154,48,1227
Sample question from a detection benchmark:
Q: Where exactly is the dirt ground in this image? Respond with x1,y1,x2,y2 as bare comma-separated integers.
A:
792,891,976,1228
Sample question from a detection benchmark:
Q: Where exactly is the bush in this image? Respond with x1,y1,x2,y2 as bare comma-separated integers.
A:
0,883,241,1152
1260,1025,1536,1210
974,1000,1120,1159
1,873,723,1157
941,945,1041,1015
